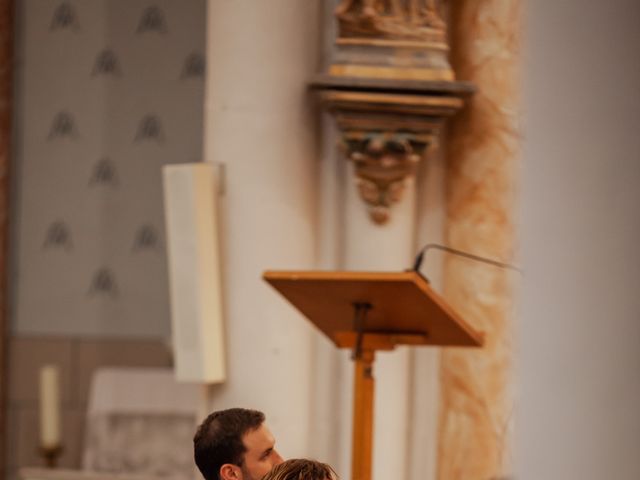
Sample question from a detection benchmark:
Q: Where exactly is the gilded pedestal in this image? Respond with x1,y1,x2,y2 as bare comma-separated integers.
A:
314,0,474,224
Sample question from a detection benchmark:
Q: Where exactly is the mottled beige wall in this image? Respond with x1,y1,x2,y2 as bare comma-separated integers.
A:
520,1,640,478
437,1,521,479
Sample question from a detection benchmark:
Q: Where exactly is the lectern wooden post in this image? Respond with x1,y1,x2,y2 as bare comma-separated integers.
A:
263,271,483,480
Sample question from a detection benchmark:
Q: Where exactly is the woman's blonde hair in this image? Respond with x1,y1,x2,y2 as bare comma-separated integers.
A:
261,459,337,480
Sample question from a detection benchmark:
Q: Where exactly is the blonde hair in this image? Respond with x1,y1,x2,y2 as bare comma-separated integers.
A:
261,459,337,480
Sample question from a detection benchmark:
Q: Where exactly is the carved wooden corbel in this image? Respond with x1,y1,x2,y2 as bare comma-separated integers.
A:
342,133,429,224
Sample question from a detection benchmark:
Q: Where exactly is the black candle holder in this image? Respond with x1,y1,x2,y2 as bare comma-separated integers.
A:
39,445,63,468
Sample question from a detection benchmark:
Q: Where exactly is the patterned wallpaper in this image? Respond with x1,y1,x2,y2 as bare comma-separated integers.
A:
12,0,206,337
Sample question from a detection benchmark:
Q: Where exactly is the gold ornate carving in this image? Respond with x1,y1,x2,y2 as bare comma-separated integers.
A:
312,0,474,225
335,0,446,42
313,80,471,224
342,134,429,224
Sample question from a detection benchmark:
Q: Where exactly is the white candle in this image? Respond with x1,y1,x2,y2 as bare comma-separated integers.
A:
39,365,61,448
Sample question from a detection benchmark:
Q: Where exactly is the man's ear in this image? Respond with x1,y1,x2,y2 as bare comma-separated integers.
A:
220,464,240,480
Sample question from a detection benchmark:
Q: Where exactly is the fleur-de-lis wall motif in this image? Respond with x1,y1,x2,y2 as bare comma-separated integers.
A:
92,49,121,77
19,0,206,333
134,114,165,143
132,225,160,252
50,2,81,32
87,268,118,298
43,220,74,251
48,111,78,140
137,6,168,34
181,53,205,79
89,158,119,187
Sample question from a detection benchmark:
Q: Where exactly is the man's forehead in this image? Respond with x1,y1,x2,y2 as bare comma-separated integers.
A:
242,423,275,450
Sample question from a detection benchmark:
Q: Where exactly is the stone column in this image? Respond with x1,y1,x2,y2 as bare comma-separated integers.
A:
202,0,321,458
0,0,12,475
315,2,475,479
343,162,417,480
437,1,521,479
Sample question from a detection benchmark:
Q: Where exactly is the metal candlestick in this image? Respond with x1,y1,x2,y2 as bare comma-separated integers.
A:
39,445,63,468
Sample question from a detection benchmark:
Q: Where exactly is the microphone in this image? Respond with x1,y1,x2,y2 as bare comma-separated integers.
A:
412,243,521,275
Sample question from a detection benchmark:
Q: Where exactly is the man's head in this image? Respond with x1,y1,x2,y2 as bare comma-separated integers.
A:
261,459,337,480
194,408,284,480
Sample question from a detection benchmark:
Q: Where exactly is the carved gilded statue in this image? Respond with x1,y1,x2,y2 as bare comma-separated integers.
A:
335,0,446,40
335,0,378,20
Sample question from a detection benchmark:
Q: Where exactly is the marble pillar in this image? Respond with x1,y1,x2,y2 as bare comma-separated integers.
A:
437,1,521,479
0,0,12,474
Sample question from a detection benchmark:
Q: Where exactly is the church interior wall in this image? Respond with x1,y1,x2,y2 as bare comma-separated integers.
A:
2,0,640,479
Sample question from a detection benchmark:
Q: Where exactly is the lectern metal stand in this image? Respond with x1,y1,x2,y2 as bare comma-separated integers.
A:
263,270,483,480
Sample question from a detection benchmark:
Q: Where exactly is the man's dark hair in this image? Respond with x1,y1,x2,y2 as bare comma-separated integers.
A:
194,408,266,480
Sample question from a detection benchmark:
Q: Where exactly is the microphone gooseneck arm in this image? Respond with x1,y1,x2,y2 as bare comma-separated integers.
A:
412,243,521,274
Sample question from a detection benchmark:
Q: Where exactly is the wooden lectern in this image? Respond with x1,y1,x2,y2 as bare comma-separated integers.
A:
263,270,483,480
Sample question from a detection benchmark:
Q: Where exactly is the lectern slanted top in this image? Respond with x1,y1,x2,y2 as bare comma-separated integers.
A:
263,270,483,480
263,270,483,348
